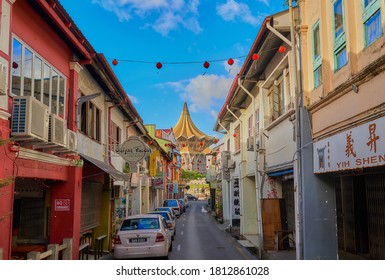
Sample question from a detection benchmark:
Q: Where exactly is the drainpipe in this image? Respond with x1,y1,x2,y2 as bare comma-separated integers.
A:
217,119,228,134
107,96,129,165
238,78,264,258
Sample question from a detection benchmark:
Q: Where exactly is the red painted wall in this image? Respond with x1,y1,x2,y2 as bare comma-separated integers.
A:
12,0,72,77
50,165,82,259
0,118,16,260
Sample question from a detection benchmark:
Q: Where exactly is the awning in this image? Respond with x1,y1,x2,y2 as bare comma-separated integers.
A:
80,154,129,181
267,169,293,177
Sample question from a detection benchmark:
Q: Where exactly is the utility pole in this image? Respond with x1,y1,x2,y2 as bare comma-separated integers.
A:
289,0,303,260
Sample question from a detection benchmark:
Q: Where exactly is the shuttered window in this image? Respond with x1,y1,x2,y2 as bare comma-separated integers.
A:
80,182,103,232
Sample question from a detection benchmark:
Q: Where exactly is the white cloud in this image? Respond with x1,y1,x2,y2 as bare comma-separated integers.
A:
128,94,139,104
162,73,233,120
216,0,260,26
256,0,270,7
91,0,202,36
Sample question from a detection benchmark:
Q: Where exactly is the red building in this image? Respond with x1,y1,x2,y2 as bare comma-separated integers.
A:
0,0,96,260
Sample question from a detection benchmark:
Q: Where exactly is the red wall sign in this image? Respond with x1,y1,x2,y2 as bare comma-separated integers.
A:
55,199,70,211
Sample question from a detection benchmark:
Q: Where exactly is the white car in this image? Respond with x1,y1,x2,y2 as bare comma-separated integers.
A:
114,214,172,259
148,211,176,240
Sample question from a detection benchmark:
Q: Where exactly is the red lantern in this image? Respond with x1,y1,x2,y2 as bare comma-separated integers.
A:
227,58,234,65
182,143,186,147
208,159,211,162
203,61,210,69
147,141,153,145
233,133,237,137
252,53,259,61
12,62,19,69
213,139,219,143
278,46,286,53
156,62,162,69
112,59,118,66
199,142,203,146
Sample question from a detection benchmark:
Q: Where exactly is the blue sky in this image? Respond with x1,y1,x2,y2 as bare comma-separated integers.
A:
59,0,286,137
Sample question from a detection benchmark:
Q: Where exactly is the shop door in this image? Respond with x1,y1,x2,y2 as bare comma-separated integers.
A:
365,173,385,259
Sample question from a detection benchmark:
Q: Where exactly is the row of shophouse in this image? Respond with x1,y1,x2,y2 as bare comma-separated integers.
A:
211,1,385,260
0,0,184,260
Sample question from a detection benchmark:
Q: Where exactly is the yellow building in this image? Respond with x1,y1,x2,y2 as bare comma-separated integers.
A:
300,0,385,259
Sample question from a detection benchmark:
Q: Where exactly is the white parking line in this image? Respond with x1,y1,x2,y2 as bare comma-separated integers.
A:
182,223,185,227
201,206,207,213
181,231,184,236
177,245,181,251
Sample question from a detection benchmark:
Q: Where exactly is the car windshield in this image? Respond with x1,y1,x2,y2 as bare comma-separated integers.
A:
150,212,170,220
120,218,159,231
163,200,178,207
156,207,171,213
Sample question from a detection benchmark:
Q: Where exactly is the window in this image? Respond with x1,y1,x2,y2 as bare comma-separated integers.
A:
312,21,322,88
268,74,285,121
332,0,347,70
255,109,260,135
110,121,121,150
248,115,253,139
363,0,382,46
234,124,240,152
79,93,101,141
11,37,66,118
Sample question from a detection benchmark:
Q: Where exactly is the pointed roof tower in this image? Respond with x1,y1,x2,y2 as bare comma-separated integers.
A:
173,102,218,154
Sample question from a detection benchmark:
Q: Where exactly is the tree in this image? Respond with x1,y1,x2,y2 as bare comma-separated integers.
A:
181,169,205,181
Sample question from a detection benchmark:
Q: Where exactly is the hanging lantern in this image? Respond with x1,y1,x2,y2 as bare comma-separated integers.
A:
213,139,219,144
12,62,19,69
252,53,259,61
112,59,118,66
147,141,153,145
227,58,234,65
156,62,162,69
203,61,210,69
208,159,211,162
182,143,186,147
233,133,237,137
278,46,286,53
199,142,203,146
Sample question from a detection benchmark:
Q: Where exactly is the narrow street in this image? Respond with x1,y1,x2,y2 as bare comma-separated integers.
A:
168,200,257,260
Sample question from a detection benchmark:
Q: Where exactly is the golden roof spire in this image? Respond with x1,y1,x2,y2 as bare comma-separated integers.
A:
173,102,207,139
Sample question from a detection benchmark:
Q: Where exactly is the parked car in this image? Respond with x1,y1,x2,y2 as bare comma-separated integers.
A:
178,199,186,212
185,194,198,201
148,211,176,240
114,214,172,259
162,199,182,217
154,207,177,219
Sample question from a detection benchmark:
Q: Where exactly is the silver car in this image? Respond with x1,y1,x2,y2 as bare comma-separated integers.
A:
114,214,172,259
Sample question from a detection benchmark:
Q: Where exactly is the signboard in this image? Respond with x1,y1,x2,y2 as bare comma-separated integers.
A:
54,199,70,211
173,182,179,194
314,116,385,173
231,178,240,219
116,136,152,172
151,178,164,190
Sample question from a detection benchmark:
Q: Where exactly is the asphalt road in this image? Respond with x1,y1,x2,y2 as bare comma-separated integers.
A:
168,200,257,260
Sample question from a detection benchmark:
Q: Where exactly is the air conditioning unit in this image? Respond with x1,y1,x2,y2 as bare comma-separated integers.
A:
67,129,78,151
228,159,236,169
48,114,67,147
247,137,254,151
0,62,7,95
11,96,49,141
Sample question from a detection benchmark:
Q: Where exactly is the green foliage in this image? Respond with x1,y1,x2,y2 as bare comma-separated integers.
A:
181,169,205,181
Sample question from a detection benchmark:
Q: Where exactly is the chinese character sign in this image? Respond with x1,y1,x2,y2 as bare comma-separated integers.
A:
232,178,240,219
314,117,385,173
